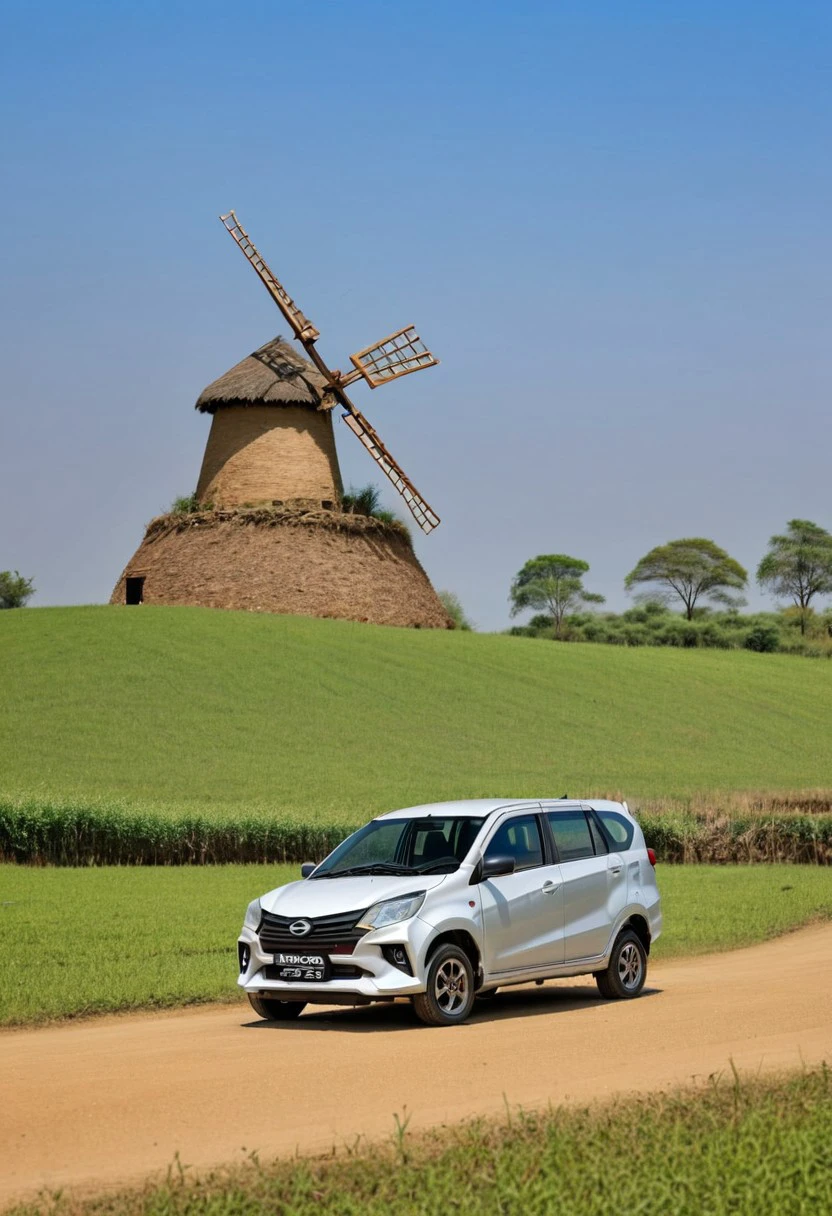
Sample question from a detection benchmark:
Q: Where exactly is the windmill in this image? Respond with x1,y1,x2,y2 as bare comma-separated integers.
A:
219,211,441,534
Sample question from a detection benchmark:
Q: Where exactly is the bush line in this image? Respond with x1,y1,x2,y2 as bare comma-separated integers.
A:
0,798,358,867
640,812,832,865
1,796,831,866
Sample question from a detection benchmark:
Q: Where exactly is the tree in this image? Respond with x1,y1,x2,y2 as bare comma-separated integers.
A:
757,519,832,635
0,571,35,609
624,539,747,620
510,555,604,638
438,590,474,631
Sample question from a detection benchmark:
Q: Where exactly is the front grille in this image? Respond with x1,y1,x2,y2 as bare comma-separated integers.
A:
257,908,368,955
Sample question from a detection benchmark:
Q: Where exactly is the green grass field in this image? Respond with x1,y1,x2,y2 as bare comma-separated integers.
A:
2,864,830,1026
2,606,831,821
10,1067,832,1215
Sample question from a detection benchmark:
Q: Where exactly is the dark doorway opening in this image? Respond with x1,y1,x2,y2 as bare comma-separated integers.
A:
126,576,145,605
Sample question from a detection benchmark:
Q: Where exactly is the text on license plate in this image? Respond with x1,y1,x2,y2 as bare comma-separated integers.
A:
274,952,329,982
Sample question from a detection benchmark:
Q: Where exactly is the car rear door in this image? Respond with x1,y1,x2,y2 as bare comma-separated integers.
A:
479,810,565,975
542,805,628,961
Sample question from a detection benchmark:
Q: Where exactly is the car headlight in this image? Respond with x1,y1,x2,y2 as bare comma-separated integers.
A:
357,891,426,931
243,898,261,931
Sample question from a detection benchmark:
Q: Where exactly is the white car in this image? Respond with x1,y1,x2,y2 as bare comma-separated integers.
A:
237,799,661,1026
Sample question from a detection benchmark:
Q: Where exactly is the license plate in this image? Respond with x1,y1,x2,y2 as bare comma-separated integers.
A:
273,951,329,982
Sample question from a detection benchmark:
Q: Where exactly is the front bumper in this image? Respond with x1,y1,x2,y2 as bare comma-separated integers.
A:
237,916,434,1003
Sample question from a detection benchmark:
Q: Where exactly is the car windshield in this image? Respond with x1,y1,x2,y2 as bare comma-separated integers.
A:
312,817,485,878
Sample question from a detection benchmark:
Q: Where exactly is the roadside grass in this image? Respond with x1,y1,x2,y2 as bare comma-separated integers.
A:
10,1066,832,1215
2,864,830,1027
2,606,832,821
0,864,293,1026
655,865,832,958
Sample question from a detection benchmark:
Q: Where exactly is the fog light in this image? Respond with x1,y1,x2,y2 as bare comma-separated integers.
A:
238,942,251,974
382,945,413,975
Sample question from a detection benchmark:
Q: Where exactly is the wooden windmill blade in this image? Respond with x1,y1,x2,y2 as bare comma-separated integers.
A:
219,210,442,531
219,211,320,343
340,326,439,389
341,409,440,534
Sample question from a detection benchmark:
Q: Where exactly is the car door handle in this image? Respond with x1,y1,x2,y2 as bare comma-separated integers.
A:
541,881,560,894
608,865,622,875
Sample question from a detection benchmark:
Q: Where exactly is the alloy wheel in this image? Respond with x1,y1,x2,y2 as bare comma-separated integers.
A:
617,941,643,991
434,957,468,1015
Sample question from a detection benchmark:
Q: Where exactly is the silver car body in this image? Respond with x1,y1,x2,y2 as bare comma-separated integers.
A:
238,798,662,1006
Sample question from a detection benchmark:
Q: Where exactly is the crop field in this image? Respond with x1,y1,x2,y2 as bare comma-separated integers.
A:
2,606,832,824
2,863,831,1026
9,1066,832,1215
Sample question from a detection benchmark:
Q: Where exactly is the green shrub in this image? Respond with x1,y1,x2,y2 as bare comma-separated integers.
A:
439,590,475,631
169,492,204,515
513,602,831,657
341,484,382,516
698,622,733,649
745,623,781,653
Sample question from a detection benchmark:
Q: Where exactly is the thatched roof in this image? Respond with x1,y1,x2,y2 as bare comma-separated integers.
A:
195,336,329,413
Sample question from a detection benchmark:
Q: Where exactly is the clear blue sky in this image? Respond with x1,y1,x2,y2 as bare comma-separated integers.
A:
2,1,830,629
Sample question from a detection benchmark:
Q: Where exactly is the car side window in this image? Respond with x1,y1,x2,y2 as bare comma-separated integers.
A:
546,811,595,862
485,815,543,872
595,811,635,851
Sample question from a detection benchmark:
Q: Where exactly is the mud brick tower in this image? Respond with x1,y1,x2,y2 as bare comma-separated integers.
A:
110,337,450,628
194,336,343,509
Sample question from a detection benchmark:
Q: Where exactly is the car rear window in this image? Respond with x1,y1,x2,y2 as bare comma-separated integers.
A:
594,810,635,850
546,811,595,862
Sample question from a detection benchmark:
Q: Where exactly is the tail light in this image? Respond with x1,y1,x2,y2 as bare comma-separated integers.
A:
646,848,657,867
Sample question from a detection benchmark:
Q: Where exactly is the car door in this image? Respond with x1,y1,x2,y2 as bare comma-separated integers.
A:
479,811,565,975
543,806,627,961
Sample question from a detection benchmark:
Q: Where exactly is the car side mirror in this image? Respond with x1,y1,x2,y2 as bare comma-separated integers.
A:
480,854,516,880
300,862,317,878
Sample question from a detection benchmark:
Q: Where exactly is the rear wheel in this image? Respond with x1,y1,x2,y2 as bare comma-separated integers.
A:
595,929,647,1000
247,994,306,1020
412,944,475,1026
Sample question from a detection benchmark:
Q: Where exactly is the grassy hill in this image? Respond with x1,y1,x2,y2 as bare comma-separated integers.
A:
1,606,831,821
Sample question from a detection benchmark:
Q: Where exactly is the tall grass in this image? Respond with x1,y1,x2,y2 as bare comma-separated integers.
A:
2,793,831,865
9,1067,832,1214
0,796,355,865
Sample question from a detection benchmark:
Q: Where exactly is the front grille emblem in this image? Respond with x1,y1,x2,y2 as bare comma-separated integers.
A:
289,919,312,937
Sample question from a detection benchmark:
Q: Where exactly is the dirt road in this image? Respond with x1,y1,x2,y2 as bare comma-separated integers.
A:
3,924,832,1209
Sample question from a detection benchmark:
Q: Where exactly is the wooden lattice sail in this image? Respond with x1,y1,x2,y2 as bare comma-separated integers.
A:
219,211,441,533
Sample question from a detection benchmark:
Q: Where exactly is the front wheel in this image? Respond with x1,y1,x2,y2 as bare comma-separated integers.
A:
595,930,647,1000
412,944,475,1026
247,994,306,1020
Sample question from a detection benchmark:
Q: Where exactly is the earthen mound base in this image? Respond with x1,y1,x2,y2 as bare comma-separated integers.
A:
110,507,451,629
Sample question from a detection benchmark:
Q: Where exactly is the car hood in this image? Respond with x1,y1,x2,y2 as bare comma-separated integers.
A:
260,873,447,918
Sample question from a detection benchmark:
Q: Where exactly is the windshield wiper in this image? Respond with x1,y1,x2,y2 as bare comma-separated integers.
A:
417,862,460,874
317,863,416,879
